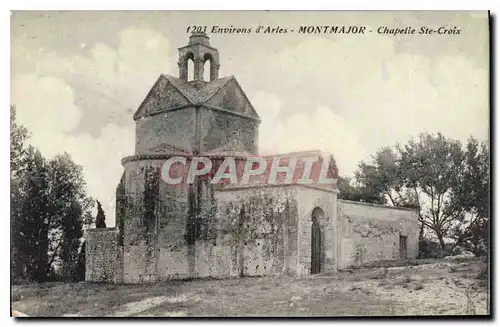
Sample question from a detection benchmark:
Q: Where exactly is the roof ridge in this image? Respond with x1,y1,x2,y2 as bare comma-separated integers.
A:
198,75,234,103
161,74,196,104
133,76,163,120
229,77,260,119
262,150,323,158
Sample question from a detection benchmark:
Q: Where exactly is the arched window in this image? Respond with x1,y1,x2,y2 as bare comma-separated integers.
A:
186,52,195,81
203,60,211,82
203,53,212,82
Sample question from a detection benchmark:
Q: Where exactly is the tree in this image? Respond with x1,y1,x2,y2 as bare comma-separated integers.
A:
10,105,94,282
399,133,465,251
59,200,84,281
10,106,29,281
345,147,412,206
337,176,356,200
351,133,489,255
337,175,386,204
10,106,29,177
17,146,52,282
95,200,107,228
448,138,489,254
48,153,94,280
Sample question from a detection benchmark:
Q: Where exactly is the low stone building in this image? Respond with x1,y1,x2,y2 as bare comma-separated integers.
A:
85,33,419,284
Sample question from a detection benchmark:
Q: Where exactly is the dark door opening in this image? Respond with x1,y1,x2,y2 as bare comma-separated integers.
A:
238,207,245,277
399,235,408,259
311,216,321,274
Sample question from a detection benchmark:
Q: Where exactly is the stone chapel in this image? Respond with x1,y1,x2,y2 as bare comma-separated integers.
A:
85,32,419,284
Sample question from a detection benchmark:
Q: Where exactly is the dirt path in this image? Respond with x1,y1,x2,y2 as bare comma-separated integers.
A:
12,259,489,317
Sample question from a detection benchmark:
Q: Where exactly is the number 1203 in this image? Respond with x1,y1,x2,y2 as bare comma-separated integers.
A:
187,26,207,33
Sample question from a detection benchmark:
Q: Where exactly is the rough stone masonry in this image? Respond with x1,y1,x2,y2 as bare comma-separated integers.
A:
85,32,419,284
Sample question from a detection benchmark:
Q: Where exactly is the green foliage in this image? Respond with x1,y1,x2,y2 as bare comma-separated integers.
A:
95,200,107,228
116,173,126,246
10,105,29,178
418,238,451,259
10,105,30,280
10,106,94,283
448,138,490,256
16,145,52,282
143,166,160,245
337,176,386,204
398,133,465,249
343,132,489,254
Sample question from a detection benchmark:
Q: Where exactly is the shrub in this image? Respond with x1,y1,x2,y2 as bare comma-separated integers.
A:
418,238,452,259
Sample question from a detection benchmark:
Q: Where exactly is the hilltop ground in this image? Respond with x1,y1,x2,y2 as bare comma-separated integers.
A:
12,258,489,317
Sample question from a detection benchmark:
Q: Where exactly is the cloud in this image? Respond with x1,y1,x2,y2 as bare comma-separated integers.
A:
254,91,368,177
11,75,83,143
264,35,488,159
10,27,173,226
11,73,135,226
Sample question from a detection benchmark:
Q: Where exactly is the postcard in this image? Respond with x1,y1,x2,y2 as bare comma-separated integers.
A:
10,10,490,317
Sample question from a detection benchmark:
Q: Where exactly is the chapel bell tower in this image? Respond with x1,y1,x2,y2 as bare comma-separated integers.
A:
178,32,220,83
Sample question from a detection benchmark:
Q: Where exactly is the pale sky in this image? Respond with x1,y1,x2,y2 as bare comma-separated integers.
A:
11,11,489,226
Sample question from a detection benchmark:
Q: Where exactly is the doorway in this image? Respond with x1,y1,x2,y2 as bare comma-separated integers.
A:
238,207,245,277
311,207,324,274
399,235,408,259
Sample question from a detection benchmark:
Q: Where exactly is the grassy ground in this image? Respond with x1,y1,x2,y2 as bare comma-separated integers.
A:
11,258,489,317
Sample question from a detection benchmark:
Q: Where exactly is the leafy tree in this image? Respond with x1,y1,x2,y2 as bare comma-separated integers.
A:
10,106,29,281
354,147,420,207
352,133,489,255
10,106,29,177
47,153,94,280
17,145,52,282
95,200,107,228
59,200,84,281
343,147,409,206
399,133,465,251
337,176,356,200
143,166,160,243
10,105,94,282
337,176,386,204
448,138,489,254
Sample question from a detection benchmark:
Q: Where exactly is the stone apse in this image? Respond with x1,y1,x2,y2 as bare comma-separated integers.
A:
85,33,419,284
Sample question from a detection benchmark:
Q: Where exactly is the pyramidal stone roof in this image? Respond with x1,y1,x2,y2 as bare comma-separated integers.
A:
162,74,234,104
134,72,260,121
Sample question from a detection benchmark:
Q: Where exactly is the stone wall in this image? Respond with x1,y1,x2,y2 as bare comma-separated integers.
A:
337,200,419,269
85,228,122,283
205,79,256,117
135,107,197,154
118,161,303,282
120,159,191,283
199,107,258,154
214,185,300,277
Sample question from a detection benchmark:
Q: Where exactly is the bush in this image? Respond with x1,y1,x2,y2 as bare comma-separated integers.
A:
418,238,440,259
418,238,452,259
